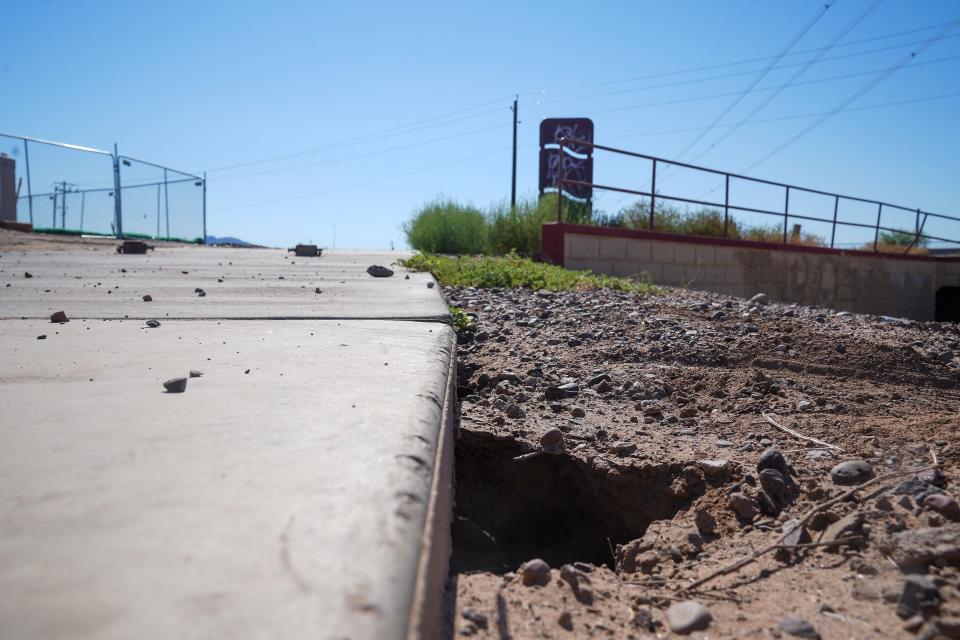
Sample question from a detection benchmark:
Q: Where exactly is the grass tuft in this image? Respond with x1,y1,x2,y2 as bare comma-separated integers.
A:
402,253,656,293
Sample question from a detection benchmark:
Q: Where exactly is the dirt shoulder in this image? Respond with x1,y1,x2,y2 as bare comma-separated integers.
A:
445,284,960,639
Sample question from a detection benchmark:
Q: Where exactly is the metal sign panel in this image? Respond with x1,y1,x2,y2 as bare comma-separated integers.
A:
539,118,594,200
539,118,594,153
539,149,593,200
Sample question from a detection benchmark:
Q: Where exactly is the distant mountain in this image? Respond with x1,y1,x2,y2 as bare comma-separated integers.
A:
205,235,254,246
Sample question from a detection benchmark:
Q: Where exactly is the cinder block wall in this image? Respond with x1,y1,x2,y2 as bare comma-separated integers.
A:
542,223,960,321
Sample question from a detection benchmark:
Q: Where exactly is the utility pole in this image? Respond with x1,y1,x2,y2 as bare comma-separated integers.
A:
53,181,77,228
510,95,518,212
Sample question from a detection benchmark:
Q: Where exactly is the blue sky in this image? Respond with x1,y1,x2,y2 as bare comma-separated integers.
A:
2,0,959,249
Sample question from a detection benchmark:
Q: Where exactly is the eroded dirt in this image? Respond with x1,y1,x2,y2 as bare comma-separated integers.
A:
445,284,960,639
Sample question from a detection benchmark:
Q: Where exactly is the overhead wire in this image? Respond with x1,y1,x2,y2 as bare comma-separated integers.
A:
669,0,839,163
741,17,960,173
682,0,883,166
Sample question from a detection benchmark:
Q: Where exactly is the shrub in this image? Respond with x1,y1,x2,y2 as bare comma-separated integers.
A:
879,229,926,246
487,196,557,257
402,197,488,254
401,253,655,293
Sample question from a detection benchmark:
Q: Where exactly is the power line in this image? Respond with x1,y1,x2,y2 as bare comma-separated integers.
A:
537,30,960,108
742,18,960,173
599,19,959,86
211,145,519,213
600,91,960,211
670,0,838,163
616,91,960,139
209,122,510,183
588,53,960,117
683,0,882,165
204,95,513,173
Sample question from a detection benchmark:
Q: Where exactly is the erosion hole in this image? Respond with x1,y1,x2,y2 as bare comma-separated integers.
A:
450,429,691,573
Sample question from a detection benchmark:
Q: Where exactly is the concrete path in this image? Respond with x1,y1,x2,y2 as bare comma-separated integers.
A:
0,247,455,639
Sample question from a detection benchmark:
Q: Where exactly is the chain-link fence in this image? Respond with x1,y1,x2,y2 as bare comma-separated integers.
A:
0,133,205,242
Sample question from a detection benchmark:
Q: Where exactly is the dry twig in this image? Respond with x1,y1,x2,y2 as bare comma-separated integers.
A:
677,467,929,594
762,412,845,453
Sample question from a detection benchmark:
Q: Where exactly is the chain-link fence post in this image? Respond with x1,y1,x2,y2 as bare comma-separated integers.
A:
112,143,123,238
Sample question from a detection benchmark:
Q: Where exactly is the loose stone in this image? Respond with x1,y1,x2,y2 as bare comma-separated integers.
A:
163,377,188,393
520,558,550,586
830,460,874,486
666,600,712,634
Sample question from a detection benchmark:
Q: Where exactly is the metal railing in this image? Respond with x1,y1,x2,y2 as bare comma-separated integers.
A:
0,132,206,242
556,138,960,254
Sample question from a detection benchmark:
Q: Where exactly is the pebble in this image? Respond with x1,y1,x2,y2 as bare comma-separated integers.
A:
759,468,787,499
189,370,203,378
142,294,152,302
729,492,759,520
49,310,69,324
609,441,637,456
781,519,811,547
698,459,731,479
830,460,874,486
36,334,47,340
758,448,788,473
778,615,820,639
506,403,525,419
163,377,188,393
461,607,488,629
666,600,712,634
540,428,564,448
557,611,573,630
145,319,161,328
520,558,550,586
570,406,586,418
749,292,768,306
917,468,947,487
896,574,939,619
923,494,960,520
366,265,394,278
695,507,717,534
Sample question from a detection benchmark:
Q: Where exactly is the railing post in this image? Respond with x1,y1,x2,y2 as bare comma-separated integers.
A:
556,139,564,223
783,186,790,244
914,207,920,248
830,195,839,249
23,139,33,225
873,203,882,252
723,174,730,238
113,143,123,238
649,159,656,230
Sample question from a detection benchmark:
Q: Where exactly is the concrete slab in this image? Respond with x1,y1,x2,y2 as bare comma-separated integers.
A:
0,248,446,320
0,318,455,639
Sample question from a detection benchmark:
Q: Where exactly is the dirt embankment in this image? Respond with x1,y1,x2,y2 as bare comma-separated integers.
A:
445,284,960,639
